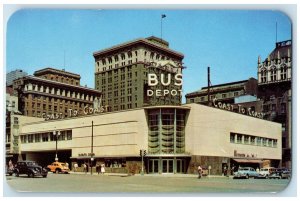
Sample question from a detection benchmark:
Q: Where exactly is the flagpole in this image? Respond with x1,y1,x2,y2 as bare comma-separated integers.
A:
161,16,163,41
161,14,166,42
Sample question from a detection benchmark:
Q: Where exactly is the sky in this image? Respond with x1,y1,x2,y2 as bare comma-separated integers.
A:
6,9,292,103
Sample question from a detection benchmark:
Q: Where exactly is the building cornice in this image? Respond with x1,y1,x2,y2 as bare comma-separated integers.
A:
21,76,101,94
33,67,81,79
93,38,184,59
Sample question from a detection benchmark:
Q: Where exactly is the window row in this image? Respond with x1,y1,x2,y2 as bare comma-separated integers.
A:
21,130,72,144
24,83,99,102
230,132,277,147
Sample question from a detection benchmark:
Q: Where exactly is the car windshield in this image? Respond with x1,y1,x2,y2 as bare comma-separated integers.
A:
27,162,37,166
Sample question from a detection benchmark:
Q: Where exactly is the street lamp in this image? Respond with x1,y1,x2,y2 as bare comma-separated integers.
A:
53,131,61,162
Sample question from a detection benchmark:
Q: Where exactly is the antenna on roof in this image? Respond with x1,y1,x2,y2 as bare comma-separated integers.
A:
276,22,278,44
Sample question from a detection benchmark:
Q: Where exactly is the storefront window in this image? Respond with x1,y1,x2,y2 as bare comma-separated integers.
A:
104,158,126,168
237,134,242,143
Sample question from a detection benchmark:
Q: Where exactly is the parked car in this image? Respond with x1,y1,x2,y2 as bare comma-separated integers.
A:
47,162,70,174
268,168,291,179
14,161,48,178
233,167,260,179
258,167,276,178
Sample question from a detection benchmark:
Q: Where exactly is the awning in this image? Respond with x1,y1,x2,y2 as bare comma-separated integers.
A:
233,159,263,163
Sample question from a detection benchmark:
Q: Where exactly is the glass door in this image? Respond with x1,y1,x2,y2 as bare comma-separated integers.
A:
162,159,173,173
149,159,159,173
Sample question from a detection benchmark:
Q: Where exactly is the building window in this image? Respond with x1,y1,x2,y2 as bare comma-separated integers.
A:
261,69,267,83
190,99,195,103
200,97,205,102
34,134,41,142
28,135,33,143
250,136,255,145
244,135,250,144
273,139,278,147
230,133,235,143
237,134,242,143
42,133,49,142
222,94,227,98
234,92,239,97
256,137,262,145
270,67,277,81
280,66,287,80
262,138,267,146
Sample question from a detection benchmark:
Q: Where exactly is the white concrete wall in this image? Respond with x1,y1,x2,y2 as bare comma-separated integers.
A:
19,109,148,158
185,103,281,160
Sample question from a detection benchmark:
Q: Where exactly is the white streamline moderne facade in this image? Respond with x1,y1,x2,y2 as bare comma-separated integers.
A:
17,103,281,175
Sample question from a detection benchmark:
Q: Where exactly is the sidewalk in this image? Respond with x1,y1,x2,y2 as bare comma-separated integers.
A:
69,171,233,178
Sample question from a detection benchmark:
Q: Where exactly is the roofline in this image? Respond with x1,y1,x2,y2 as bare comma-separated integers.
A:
93,38,184,59
18,75,101,94
33,67,81,79
186,78,256,97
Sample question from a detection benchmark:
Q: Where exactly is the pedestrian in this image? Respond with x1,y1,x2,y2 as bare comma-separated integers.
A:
65,162,69,169
83,163,87,173
197,165,202,179
8,160,14,171
224,166,228,177
256,167,260,173
74,163,78,172
101,164,105,175
86,163,89,173
96,164,100,175
231,165,235,175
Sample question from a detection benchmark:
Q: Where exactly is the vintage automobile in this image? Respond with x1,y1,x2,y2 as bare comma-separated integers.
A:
47,162,70,174
14,161,48,178
258,167,275,178
233,167,260,179
268,168,291,179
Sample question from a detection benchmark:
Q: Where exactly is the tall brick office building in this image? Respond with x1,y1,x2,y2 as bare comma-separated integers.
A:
93,36,184,112
13,68,102,119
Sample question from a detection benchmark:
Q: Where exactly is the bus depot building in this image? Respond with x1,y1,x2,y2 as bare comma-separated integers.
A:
18,103,281,175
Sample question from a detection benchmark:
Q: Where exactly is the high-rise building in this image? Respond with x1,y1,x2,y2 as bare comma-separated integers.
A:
93,36,184,112
6,69,28,86
257,40,292,168
13,67,102,119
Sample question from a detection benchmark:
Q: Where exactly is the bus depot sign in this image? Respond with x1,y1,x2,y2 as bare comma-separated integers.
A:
147,73,183,97
42,105,109,121
212,98,264,119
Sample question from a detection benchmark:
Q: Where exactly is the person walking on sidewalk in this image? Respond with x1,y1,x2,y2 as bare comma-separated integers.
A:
197,165,202,179
73,163,78,172
100,164,105,175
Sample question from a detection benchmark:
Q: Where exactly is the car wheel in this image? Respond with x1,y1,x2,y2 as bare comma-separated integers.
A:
43,175,47,178
245,174,249,179
14,172,19,177
55,169,60,174
28,172,34,178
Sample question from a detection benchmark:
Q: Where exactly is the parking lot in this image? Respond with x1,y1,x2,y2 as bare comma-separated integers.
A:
5,172,291,195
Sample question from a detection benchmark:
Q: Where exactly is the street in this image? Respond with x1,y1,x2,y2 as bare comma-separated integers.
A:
5,173,290,193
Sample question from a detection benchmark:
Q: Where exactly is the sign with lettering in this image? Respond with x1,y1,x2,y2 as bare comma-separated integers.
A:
212,98,264,119
42,105,109,121
234,150,257,158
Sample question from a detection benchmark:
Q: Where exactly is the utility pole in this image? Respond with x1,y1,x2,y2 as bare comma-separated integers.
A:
207,66,211,106
91,121,94,175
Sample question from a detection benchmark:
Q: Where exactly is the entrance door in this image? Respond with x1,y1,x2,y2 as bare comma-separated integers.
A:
148,159,159,173
162,159,173,173
176,159,185,173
